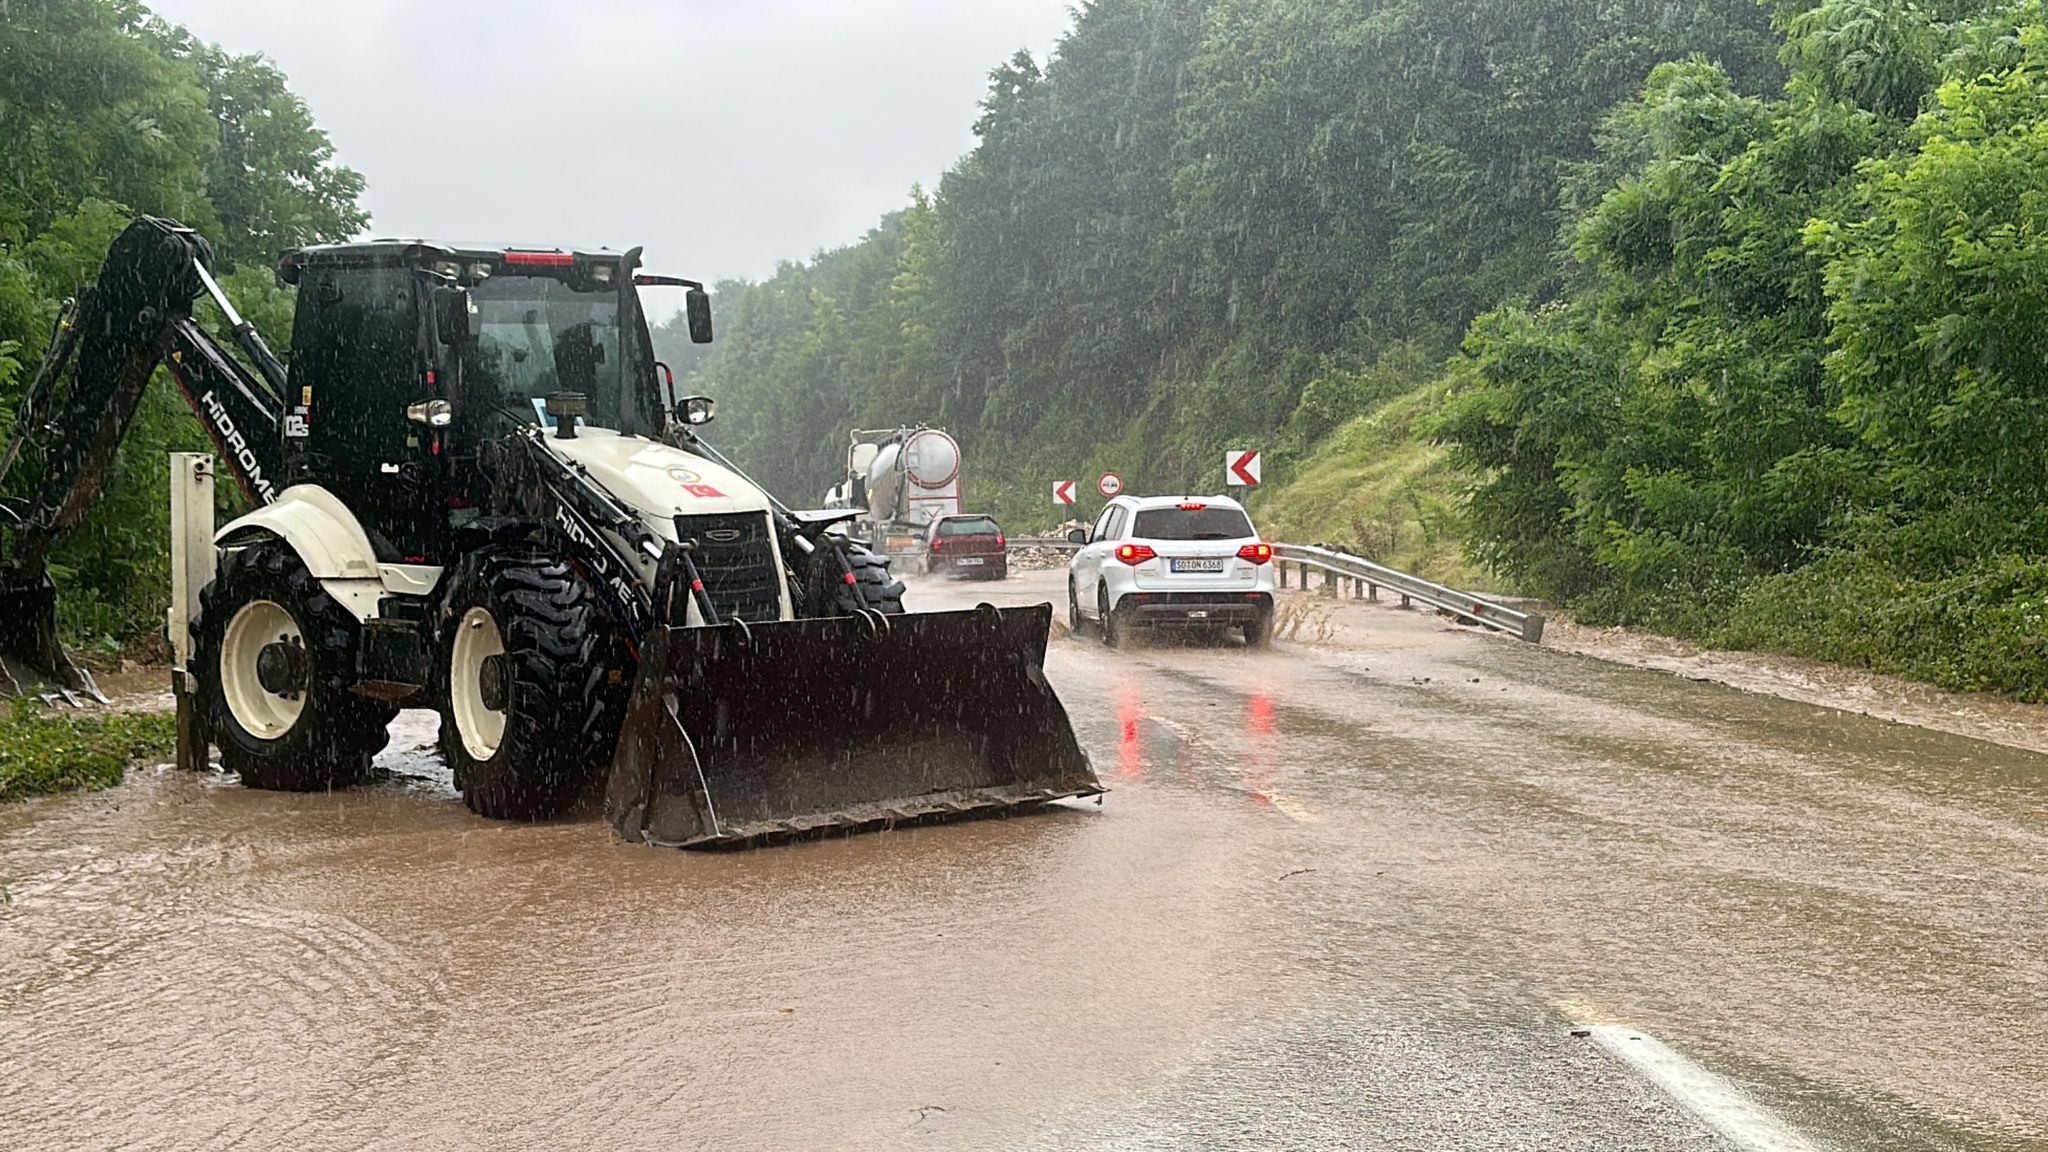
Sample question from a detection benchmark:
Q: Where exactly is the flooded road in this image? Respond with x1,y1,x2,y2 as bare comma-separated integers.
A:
2,569,2042,1149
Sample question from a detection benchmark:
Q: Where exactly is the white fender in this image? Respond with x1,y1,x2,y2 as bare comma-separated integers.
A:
214,485,444,621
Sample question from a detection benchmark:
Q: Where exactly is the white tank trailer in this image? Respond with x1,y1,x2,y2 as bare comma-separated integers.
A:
824,426,962,559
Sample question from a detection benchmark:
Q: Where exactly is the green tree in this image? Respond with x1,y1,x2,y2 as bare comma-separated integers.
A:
1816,16,2048,548
0,0,216,246
0,0,363,647
146,23,368,268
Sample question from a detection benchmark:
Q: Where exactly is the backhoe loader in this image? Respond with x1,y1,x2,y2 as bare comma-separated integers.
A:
0,216,1099,845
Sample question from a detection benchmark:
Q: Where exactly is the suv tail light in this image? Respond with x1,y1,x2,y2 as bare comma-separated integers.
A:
930,538,944,553
1115,543,1156,566
1237,542,1273,564
995,533,1005,548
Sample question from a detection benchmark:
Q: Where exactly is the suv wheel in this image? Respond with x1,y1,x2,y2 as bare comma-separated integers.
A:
1244,606,1274,649
1099,584,1127,648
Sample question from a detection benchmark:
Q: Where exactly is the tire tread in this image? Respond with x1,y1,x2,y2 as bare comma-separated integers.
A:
440,547,619,820
194,540,392,791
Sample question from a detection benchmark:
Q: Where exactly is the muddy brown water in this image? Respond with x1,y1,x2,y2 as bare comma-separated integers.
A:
1,570,2041,1149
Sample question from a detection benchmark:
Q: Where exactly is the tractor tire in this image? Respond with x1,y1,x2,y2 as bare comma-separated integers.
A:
194,539,393,791
437,547,619,821
830,543,906,616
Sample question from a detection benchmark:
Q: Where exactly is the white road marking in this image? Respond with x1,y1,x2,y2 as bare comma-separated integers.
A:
1581,1023,1825,1152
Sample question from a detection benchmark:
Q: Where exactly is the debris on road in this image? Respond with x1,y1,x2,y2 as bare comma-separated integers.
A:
1006,544,1073,571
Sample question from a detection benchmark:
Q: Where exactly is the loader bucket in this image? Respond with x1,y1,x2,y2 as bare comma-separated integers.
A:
0,570,104,704
605,602,1101,848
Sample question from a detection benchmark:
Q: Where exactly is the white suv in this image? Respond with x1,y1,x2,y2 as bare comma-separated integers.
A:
1066,494,1277,647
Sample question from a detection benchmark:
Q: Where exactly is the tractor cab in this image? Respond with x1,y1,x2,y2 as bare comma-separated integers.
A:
275,240,697,563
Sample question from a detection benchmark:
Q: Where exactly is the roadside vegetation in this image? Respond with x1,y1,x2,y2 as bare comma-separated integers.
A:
678,0,2048,700
1253,380,1486,590
0,701,175,801
0,0,363,653
1439,0,2048,697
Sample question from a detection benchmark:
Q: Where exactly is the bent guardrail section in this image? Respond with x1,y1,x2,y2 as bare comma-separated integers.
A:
1003,536,1544,643
1269,542,1544,642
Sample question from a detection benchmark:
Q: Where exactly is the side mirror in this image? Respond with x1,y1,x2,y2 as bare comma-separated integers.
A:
432,285,472,344
686,286,713,344
677,395,715,425
1066,528,1087,545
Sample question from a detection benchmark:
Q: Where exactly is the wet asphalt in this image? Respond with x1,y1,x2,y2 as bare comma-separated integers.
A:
0,568,2040,1150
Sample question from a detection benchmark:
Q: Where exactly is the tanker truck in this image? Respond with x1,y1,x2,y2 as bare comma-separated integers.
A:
823,426,961,561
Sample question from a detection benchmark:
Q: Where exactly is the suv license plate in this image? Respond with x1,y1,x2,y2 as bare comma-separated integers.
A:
1186,610,1210,619
1170,558,1225,573
956,556,985,565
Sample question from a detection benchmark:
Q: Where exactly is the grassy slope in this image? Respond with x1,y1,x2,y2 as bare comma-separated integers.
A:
1251,382,1496,591
1254,384,2048,707
0,704,175,801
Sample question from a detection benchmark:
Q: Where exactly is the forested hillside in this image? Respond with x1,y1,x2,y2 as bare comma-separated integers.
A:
0,0,362,648
673,0,1780,520
1439,0,2048,694
685,0,2048,698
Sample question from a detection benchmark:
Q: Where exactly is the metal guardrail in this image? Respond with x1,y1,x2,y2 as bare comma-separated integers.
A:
1007,535,1083,553
1270,542,1544,642
1003,536,1544,642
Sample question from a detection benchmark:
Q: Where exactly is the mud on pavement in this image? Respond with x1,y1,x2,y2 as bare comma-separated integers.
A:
0,567,2040,1149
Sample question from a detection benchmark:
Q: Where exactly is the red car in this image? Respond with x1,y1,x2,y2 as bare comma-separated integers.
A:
924,514,1008,579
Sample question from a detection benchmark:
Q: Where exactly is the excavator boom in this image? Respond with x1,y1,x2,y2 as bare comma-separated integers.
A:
0,217,285,699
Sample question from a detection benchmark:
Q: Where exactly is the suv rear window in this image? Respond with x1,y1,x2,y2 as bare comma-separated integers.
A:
1132,506,1254,541
936,516,999,537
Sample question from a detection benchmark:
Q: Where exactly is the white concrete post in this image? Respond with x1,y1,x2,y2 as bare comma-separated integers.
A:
167,453,216,676
168,453,215,772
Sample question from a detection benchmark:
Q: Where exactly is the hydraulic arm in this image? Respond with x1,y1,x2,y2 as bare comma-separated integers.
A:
0,217,286,700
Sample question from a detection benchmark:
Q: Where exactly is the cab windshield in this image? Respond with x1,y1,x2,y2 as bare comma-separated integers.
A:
467,274,625,427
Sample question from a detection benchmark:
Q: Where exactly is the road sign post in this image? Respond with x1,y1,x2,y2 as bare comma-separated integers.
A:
1053,479,1076,506
1098,472,1123,498
1225,449,1261,486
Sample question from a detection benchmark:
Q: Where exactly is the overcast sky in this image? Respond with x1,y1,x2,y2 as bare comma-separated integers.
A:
144,0,1075,282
